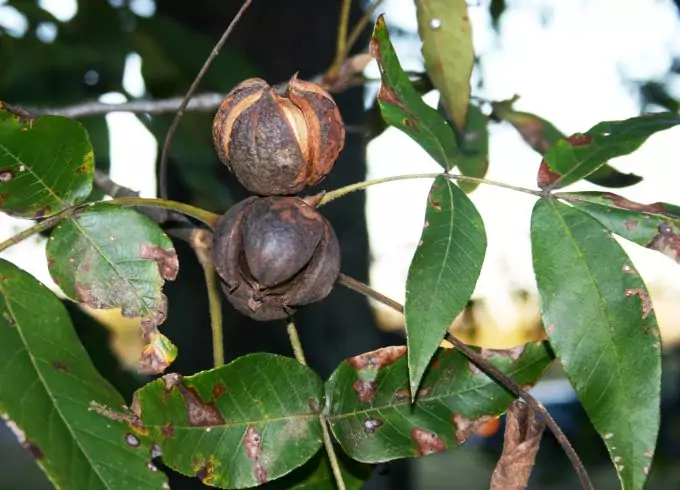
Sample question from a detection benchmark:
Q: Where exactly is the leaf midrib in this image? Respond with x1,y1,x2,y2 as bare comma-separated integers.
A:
0,283,110,490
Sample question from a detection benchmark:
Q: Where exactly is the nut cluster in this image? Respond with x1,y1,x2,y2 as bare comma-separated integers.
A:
211,76,345,321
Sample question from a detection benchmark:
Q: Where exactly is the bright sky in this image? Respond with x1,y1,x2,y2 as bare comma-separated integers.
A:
1,0,680,344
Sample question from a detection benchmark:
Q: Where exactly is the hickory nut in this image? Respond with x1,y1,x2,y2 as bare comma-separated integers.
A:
212,75,345,196
213,195,341,321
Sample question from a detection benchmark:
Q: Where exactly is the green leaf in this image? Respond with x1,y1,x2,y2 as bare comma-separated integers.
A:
416,0,474,132
46,203,179,373
369,15,458,171
564,191,680,265
0,258,168,490
0,108,94,218
538,112,680,190
262,450,371,490
453,103,489,193
325,343,553,463
531,199,661,489
404,176,486,397
133,353,324,489
490,100,642,188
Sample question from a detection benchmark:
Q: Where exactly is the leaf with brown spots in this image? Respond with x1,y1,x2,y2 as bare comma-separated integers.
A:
538,112,680,190
46,203,179,373
491,99,642,189
531,199,661,489
370,15,458,171
0,259,167,489
405,176,486,398
489,401,544,490
325,342,553,463
133,353,324,489
0,108,94,218
564,191,680,266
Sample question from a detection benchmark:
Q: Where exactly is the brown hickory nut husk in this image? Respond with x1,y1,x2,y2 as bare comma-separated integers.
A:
212,195,341,321
212,74,345,196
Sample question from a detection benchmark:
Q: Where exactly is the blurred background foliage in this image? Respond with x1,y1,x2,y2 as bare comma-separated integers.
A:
1,0,680,489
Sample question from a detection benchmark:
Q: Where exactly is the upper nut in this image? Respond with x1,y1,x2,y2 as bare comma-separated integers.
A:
212,75,345,196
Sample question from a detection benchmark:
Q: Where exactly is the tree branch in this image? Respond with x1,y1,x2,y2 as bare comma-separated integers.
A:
336,273,594,490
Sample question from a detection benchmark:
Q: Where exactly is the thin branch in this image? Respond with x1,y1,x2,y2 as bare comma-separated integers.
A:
344,0,384,58
0,208,78,254
107,197,220,228
318,173,544,207
158,0,253,200
193,228,224,367
329,0,353,81
286,319,346,490
336,274,594,490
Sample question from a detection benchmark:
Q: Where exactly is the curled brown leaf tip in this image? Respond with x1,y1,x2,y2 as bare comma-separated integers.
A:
489,400,545,490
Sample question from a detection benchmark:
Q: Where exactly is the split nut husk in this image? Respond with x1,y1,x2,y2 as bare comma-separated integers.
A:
213,195,341,321
212,75,345,196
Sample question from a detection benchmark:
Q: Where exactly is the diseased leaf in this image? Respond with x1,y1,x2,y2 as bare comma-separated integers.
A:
564,191,680,265
46,203,179,373
491,100,642,188
531,198,661,489
416,0,474,132
370,15,458,171
0,107,94,218
489,400,544,490
133,354,324,489
405,176,486,396
538,112,680,190
263,450,371,490
0,258,168,490
452,103,489,193
325,343,553,463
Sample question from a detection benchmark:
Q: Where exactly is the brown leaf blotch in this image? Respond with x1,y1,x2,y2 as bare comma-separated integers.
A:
140,243,179,281
624,219,638,231
0,170,14,182
51,361,69,373
453,413,497,444
125,433,141,447
26,441,44,460
624,288,653,319
212,382,226,400
353,379,377,404
537,161,561,189
178,385,225,427
410,428,446,456
394,389,411,402
363,418,383,434
244,425,268,484
348,345,407,370
604,193,667,214
647,222,680,263
161,424,174,438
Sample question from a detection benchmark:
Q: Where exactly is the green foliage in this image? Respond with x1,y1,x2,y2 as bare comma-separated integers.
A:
0,259,168,490
132,354,324,488
369,15,458,171
0,109,93,218
0,10,678,490
404,177,486,397
531,199,661,489
326,343,553,462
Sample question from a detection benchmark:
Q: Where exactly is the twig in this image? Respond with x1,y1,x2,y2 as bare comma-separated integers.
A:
192,228,224,367
317,173,544,207
158,0,253,200
107,197,220,228
328,0,353,82
336,274,594,490
286,319,346,490
0,208,78,254
344,0,384,58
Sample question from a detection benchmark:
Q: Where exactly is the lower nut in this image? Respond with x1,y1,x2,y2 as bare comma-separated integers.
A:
212,195,340,321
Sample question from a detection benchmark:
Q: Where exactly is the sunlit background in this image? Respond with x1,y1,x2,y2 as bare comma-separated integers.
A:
2,0,680,489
